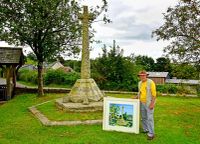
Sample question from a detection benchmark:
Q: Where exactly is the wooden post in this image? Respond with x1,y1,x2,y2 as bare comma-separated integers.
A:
6,65,12,100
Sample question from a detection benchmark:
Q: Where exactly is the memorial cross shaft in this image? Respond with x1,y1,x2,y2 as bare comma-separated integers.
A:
80,6,92,79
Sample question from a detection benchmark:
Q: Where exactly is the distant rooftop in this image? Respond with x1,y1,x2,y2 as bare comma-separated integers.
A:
166,79,199,85
147,72,169,78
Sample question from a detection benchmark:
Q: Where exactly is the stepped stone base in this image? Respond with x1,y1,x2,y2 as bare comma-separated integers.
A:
55,98,103,112
63,79,104,105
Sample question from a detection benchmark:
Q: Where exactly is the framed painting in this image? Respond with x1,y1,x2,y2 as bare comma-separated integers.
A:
103,97,140,134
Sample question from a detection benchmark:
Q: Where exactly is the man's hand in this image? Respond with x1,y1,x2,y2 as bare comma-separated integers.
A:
149,102,154,110
132,96,138,99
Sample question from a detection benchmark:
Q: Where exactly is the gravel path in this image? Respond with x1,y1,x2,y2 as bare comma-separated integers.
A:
0,78,25,88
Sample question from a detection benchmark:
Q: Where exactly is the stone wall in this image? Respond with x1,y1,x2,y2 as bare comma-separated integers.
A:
15,87,71,95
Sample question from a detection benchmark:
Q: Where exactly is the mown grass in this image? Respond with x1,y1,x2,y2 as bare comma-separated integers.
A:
36,93,132,121
37,101,103,121
0,93,200,144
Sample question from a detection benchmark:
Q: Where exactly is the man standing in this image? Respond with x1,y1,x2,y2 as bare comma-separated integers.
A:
135,70,156,140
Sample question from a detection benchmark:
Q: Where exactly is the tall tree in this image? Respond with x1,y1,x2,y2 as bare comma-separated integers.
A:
92,40,141,91
155,57,172,73
152,0,200,76
134,55,155,71
171,63,198,79
0,0,108,96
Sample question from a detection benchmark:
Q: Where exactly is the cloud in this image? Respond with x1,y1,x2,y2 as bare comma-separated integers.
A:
0,0,178,60
90,0,178,59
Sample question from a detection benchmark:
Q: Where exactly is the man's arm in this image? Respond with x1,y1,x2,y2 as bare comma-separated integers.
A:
149,81,156,109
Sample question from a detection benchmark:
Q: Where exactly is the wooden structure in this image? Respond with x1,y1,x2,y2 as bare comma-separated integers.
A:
0,47,24,100
147,72,169,84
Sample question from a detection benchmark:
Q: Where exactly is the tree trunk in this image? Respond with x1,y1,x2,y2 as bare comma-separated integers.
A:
37,61,44,96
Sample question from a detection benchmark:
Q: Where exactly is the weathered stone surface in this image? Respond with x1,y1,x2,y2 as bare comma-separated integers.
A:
56,98,103,112
63,79,104,104
80,6,93,79
62,6,104,105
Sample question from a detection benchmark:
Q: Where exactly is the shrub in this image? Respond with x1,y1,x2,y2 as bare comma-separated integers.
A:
156,84,196,94
18,69,38,84
44,69,80,86
156,84,178,94
197,85,200,97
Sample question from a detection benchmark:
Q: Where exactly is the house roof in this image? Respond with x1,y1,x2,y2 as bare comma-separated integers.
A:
166,79,199,85
21,64,37,69
44,61,63,69
147,72,169,78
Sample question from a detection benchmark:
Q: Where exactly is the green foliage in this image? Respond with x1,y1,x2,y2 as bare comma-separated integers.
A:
171,63,198,79
157,84,196,94
18,69,80,86
64,60,81,72
0,0,83,61
91,42,141,91
155,57,172,73
197,84,200,97
0,0,109,96
18,69,38,84
134,55,155,71
157,84,178,94
152,0,200,66
44,69,80,86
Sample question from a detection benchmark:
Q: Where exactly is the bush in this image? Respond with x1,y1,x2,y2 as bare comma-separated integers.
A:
157,84,196,94
157,84,178,94
44,69,80,86
18,69,80,87
18,69,38,84
197,85,200,97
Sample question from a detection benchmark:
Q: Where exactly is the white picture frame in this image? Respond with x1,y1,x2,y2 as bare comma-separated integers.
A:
103,97,140,134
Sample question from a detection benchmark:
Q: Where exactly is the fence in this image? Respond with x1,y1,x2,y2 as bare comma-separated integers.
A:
0,85,7,100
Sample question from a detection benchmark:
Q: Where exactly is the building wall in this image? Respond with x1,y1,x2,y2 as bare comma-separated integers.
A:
52,62,63,70
148,77,165,84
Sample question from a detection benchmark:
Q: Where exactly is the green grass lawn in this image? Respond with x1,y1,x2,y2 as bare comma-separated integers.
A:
37,101,103,121
0,93,200,144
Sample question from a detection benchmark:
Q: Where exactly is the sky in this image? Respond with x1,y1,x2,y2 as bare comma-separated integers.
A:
110,103,133,115
0,0,178,60
85,0,178,60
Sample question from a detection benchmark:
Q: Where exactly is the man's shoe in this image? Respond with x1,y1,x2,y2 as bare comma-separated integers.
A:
147,135,155,140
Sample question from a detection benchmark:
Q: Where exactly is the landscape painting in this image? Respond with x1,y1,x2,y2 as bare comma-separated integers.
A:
109,103,133,128
103,97,140,134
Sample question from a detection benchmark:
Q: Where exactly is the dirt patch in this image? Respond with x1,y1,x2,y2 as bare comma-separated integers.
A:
0,101,6,105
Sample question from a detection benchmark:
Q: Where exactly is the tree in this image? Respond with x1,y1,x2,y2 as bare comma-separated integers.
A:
155,57,172,73
134,55,155,71
0,0,108,96
171,63,198,79
152,0,200,76
92,40,141,91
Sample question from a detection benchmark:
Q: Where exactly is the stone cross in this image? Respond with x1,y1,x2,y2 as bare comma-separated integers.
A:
62,6,104,105
79,6,93,79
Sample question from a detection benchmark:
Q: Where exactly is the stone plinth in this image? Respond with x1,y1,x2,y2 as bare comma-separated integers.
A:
56,98,103,112
63,79,104,105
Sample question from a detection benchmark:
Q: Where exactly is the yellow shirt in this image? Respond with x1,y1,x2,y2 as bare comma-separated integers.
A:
139,80,156,103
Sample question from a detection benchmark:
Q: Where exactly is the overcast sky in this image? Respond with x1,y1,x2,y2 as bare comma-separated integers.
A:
87,0,178,60
0,0,178,60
